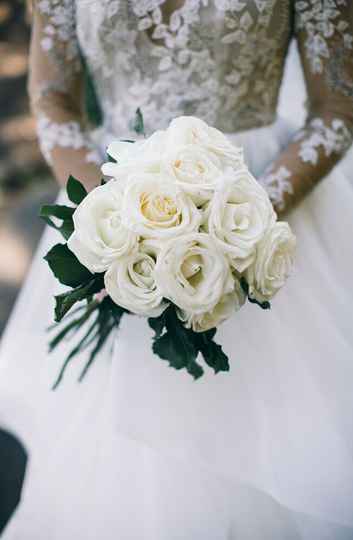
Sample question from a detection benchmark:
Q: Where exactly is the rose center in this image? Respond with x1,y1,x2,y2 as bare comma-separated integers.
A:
225,202,251,232
99,209,122,245
140,192,180,224
173,157,207,182
132,257,154,288
181,254,203,288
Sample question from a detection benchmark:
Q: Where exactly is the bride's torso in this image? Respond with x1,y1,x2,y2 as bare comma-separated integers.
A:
73,1,293,136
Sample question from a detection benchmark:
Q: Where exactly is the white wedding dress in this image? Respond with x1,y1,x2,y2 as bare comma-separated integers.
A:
1,1,353,538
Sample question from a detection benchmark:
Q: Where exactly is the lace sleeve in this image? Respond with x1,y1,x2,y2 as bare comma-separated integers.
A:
28,0,102,190
260,0,353,215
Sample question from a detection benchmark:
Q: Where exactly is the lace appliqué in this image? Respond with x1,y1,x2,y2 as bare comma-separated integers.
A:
37,114,101,165
294,118,352,165
326,46,353,99
295,0,352,74
37,0,80,74
77,0,291,135
260,166,293,210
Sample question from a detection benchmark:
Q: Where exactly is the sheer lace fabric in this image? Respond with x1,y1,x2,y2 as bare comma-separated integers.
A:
28,0,101,188
29,0,353,212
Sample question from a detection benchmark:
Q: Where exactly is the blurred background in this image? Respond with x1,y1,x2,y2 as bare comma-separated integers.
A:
0,0,57,338
0,0,57,533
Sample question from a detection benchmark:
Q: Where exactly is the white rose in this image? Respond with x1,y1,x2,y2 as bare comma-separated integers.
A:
166,116,244,169
155,233,234,315
207,169,276,272
178,281,245,332
101,130,165,180
246,221,296,302
68,181,138,273
121,173,201,239
104,241,168,317
161,144,224,204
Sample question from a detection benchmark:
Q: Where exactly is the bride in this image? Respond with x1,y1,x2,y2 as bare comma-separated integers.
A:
1,1,353,538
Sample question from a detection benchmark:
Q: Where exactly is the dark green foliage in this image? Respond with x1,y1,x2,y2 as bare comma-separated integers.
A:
41,176,127,389
148,306,230,379
66,175,88,205
81,51,104,127
50,297,125,390
107,153,117,163
40,204,74,221
240,278,271,310
148,311,167,338
39,204,75,240
54,275,105,322
193,330,229,373
39,177,88,241
44,243,92,288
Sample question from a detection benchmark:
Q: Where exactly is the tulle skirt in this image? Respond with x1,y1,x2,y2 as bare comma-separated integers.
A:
1,115,353,539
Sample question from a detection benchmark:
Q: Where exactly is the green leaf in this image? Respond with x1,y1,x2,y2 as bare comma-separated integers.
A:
150,308,230,377
152,307,204,379
41,216,74,241
44,243,92,288
107,153,117,163
107,299,127,321
40,204,75,240
48,302,96,351
78,299,118,382
81,50,104,127
152,333,190,370
148,310,168,338
240,277,249,295
40,204,75,220
240,278,271,310
50,296,124,389
54,276,104,322
131,107,145,136
66,175,88,205
185,355,204,379
52,316,100,390
195,330,229,374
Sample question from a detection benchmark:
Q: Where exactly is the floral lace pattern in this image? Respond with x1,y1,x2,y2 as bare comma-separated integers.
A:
37,114,100,165
295,0,353,75
260,165,293,210
37,0,80,73
30,1,353,210
74,0,291,135
294,118,352,165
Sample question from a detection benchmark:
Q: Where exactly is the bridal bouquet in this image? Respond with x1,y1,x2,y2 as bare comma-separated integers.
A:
41,115,296,388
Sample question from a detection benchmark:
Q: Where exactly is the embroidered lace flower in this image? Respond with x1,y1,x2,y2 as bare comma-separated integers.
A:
37,115,101,165
260,165,293,210
30,1,353,214
37,0,80,74
295,118,352,165
72,0,292,135
295,0,352,75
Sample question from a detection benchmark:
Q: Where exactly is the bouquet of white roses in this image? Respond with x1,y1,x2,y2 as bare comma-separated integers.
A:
41,115,296,388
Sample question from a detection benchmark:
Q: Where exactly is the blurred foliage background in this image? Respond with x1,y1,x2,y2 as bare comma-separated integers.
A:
0,0,58,336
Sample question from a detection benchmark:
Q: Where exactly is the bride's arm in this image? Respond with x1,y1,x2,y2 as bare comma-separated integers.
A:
260,0,353,216
28,1,102,191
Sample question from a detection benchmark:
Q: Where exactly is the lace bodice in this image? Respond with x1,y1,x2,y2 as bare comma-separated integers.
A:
75,0,293,135
29,0,353,212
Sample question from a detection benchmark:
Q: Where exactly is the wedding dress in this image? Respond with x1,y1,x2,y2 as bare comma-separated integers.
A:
1,1,353,538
